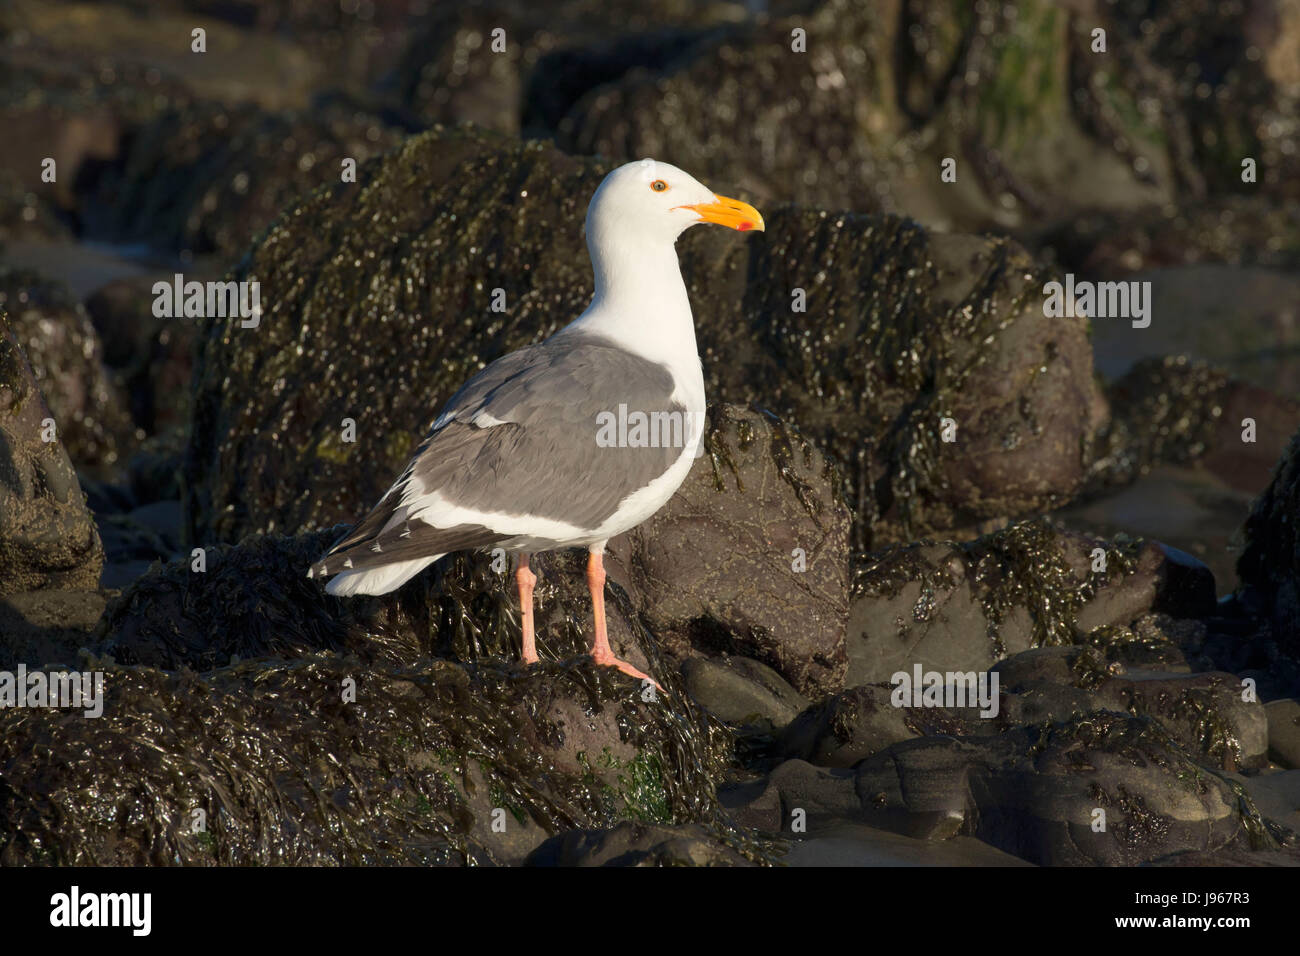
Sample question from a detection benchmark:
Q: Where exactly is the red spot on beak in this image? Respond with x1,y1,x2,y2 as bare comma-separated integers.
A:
737,222,754,231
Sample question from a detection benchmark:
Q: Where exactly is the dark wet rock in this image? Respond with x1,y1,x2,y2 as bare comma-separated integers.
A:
1238,426,1300,652
95,512,174,568
87,102,405,259
0,651,730,865
1058,464,1257,596
3,1,325,114
383,0,748,134
679,655,809,727
994,647,1268,772
1235,769,1300,834
731,712,1289,865
558,0,1299,232
1266,699,1300,769
781,639,1266,773
776,684,917,768
125,428,188,505
0,268,136,475
94,498,183,588
184,126,1102,553
847,520,1214,686
1085,357,1300,500
1148,846,1300,866
779,822,1032,866
1047,198,1300,281
524,821,759,866
0,589,107,670
84,277,201,435
0,313,103,594
605,404,849,698
685,214,1103,552
0,169,72,245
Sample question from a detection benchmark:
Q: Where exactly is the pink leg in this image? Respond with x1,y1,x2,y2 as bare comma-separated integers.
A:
517,553,537,664
586,550,659,688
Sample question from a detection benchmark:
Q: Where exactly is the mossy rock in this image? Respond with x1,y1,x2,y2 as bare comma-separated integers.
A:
0,312,104,595
0,652,732,865
184,124,1100,553
0,268,136,476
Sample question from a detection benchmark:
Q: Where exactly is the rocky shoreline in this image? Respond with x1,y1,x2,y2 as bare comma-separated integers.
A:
2,0,1299,867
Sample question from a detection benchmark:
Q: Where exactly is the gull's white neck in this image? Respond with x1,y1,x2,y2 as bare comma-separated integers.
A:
559,231,704,406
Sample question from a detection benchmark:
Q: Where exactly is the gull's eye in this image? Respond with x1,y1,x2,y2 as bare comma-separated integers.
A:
650,179,668,192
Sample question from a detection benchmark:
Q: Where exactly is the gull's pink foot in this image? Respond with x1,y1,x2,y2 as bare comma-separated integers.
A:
591,647,660,688
586,550,662,691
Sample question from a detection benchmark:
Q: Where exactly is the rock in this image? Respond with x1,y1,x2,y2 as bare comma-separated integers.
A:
994,647,1269,772
1088,264,1300,401
733,712,1283,865
87,101,405,259
124,500,182,553
679,655,809,727
0,590,107,670
1234,769,1300,833
0,313,103,594
0,268,136,475
0,652,729,865
686,214,1102,551
1085,357,1300,501
383,0,747,133
779,823,1032,867
847,520,1215,686
84,277,200,435
183,125,1102,552
605,404,850,698
1147,846,1300,866
1059,463,1255,596
525,822,758,866
4,1,325,114
559,0,1176,232
1266,699,1300,769
1238,426,1300,652
776,684,917,768
0,169,72,245
125,428,187,504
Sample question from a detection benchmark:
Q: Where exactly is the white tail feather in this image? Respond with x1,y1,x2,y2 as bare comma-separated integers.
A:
322,555,440,596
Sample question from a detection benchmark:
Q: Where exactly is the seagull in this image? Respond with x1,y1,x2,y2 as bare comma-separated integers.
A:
309,159,764,684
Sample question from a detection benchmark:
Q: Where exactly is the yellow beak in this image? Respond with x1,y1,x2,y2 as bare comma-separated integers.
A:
680,194,765,232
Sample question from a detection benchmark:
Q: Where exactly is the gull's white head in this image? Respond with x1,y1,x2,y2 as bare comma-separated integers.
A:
585,158,765,247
